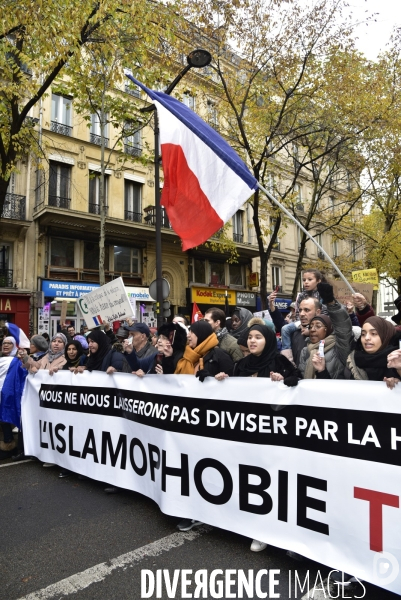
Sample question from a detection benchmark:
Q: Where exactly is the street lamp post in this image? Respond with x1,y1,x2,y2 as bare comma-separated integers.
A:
144,49,212,327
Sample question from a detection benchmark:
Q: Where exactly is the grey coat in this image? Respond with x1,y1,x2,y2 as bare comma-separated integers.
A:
218,331,244,362
299,301,353,380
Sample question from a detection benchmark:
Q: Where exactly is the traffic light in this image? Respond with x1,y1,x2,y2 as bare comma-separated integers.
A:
153,302,160,314
163,301,171,318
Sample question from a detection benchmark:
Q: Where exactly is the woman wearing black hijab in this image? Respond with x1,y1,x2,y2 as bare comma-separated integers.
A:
62,340,87,370
217,324,301,383
175,320,233,378
215,323,301,552
74,329,130,374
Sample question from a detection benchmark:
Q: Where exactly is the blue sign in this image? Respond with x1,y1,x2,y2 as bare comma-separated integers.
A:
42,280,100,299
274,298,293,312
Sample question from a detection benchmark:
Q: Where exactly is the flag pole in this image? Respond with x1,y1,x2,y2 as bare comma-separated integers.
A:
256,182,355,295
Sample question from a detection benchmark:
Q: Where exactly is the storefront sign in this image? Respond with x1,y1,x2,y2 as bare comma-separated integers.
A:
249,272,259,287
125,287,152,301
191,287,236,306
236,291,256,307
0,296,13,311
42,280,100,299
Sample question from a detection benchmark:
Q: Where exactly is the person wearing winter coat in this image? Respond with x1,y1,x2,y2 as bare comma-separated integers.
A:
204,307,244,362
175,320,234,378
345,316,401,389
29,335,49,361
72,329,130,374
30,333,67,373
215,322,301,553
62,340,87,370
227,307,253,340
127,322,188,375
298,283,353,380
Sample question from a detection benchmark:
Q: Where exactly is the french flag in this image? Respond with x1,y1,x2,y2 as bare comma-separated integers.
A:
93,315,103,326
6,322,30,348
0,357,28,425
125,74,258,250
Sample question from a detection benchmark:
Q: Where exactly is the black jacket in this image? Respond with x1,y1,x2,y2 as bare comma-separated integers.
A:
201,346,234,377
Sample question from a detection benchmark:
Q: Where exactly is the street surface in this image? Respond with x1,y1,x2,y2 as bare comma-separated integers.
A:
1,457,399,600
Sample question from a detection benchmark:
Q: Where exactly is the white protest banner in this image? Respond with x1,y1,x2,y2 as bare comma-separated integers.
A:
77,277,134,328
22,372,401,595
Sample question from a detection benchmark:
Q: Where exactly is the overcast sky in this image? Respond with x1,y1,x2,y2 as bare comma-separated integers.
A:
346,0,401,58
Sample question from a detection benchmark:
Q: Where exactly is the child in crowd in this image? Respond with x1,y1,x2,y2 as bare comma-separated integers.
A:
280,269,327,361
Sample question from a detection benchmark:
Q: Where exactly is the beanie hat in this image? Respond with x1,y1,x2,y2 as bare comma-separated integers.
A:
309,314,333,337
31,335,49,352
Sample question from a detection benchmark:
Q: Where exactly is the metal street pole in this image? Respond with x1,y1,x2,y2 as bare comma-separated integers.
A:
143,49,212,328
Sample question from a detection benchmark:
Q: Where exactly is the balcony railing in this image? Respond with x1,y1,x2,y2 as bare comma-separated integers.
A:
233,232,244,243
125,210,142,223
89,203,108,215
48,195,71,209
124,144,142,157
144,206,171,228
2,194,26,220
0,269,13,288
90,132,109,147
50,121,73,136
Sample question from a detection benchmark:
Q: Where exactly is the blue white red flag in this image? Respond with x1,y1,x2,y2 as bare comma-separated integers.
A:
125,74,258,250
0,357,28,425
6,322,30,348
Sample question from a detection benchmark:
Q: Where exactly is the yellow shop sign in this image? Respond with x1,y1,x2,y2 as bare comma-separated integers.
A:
191,287,237,306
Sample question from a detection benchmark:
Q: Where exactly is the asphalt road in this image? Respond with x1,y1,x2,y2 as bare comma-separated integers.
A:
1,457,399,600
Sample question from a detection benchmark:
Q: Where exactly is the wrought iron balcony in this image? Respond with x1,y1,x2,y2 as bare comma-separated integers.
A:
0,269,13,287
2,194,26,220
124,143,142,157
89,202,108,215
48,195,71,209
233,232,244,243
125,210,142,223
50,121,73,136
90,133,109,147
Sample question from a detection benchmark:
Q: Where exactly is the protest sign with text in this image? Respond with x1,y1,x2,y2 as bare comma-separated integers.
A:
77,277,134,328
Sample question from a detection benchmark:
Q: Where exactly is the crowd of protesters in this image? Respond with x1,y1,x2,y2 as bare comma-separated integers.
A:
1,270,401,585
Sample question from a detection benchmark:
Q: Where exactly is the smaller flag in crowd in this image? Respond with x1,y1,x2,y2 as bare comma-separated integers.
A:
6,322,30,348
0,357,28,426
93,315,104,326
192,303,203,324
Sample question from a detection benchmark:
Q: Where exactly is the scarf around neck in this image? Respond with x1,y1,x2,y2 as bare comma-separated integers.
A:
234,325,278,378
304,334,336,379
175,333,218,374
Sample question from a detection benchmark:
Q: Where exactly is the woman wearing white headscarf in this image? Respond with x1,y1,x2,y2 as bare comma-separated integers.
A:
1,336,17,357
